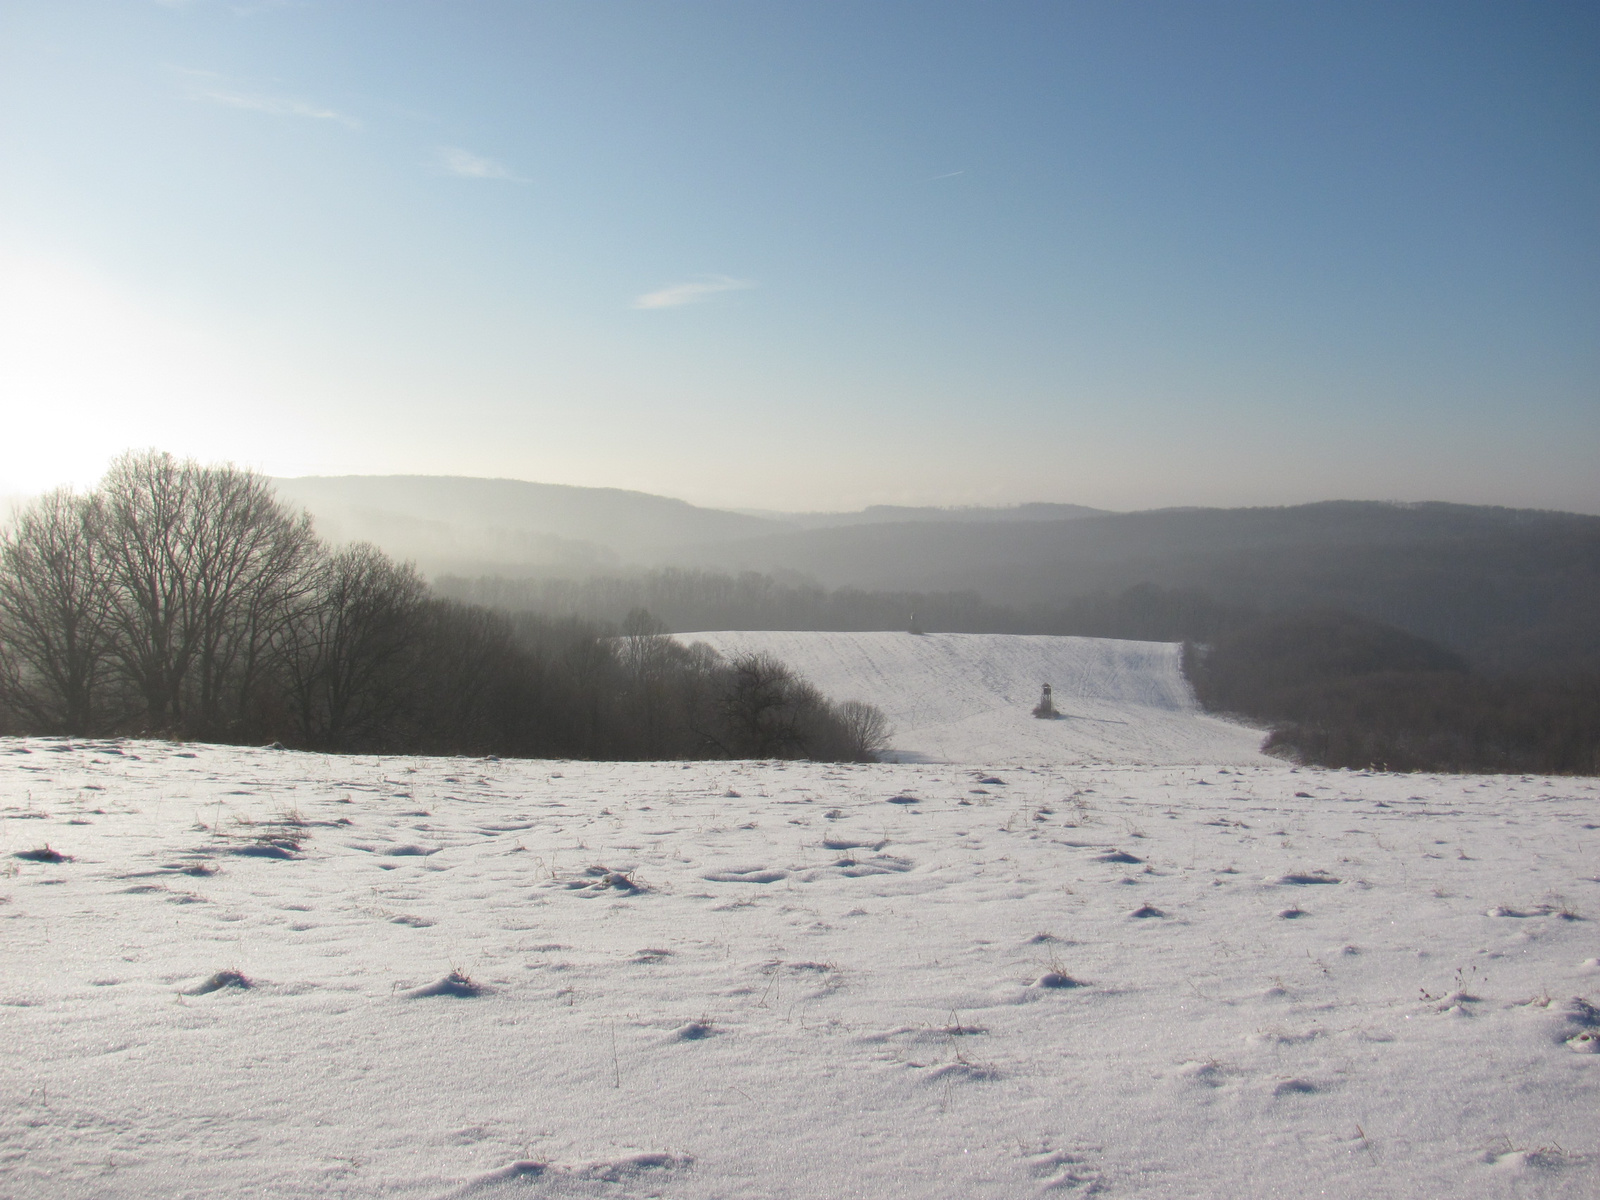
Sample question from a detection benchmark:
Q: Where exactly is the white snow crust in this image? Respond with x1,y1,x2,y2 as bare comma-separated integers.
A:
676,630,1269,765
3,738,1597,1198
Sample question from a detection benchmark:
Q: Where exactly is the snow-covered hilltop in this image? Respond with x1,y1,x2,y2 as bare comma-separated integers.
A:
679,630,1269,765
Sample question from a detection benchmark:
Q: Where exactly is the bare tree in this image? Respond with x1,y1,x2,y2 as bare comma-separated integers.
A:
618,607,671,683
836,699,893,761
185,466,320,735
0,490,114,732
719,652,809,758
618,607,687,756
279,543,427,748
409,599,526,753
94,451,320,734
95,451,205,728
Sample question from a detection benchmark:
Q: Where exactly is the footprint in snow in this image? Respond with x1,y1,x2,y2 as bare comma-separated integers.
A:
563,869,645,895
924,1061,1001,1083
1272,1077,1321,1096
402,970,481,998
229,841,300,859
1095,850,1143,864
703,867,787,883
1173,1060,1227,1088
1484,1147,1573,1172
187,969,250,996
448,1153,689,1198
1025,1149,1100,1192
822,836,887,851
1034,972,1085,989
836,855,913,877
1542,997,1600,1052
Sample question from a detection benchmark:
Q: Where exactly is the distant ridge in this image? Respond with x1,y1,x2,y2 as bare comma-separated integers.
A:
269,475,1107,574
270,476,1600,675
270,474,783,571
678,501,1600,672
758,502,1106,528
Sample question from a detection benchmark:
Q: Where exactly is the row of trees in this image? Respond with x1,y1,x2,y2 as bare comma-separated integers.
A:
0,452,891,761
1185,610,1600,775
439,570,1259,644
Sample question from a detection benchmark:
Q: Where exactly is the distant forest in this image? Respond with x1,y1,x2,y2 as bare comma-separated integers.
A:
1185,611,1599,776
435,571,1256,644
658,501,1600,676
0,454,888,762
444,569,1600,776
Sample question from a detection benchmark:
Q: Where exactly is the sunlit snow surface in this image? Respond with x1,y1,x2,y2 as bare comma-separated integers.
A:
3,739,1598,1198
676,631,1268,765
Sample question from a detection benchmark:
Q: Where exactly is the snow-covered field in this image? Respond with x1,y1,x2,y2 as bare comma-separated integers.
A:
675,631,1268,765
3,739,1597,1198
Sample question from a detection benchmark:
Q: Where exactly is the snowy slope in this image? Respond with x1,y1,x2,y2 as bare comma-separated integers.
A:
679,630,1268,765
3,739,1597,1199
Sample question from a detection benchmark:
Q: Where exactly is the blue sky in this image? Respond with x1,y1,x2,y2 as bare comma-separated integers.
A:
1,1,1595,512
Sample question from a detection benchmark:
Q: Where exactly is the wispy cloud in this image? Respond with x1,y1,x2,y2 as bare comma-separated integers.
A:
437,147,520,181
182,71,361,129
157,1,308,13
632,276,754,310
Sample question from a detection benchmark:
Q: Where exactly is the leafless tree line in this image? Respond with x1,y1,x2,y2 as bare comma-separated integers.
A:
0,452,891,761
1185,610,1600,775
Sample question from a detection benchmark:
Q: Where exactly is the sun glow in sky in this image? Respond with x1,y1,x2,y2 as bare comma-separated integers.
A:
1,1,1596,512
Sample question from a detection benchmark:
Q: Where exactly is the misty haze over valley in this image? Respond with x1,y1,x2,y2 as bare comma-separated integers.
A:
275,472,1600,678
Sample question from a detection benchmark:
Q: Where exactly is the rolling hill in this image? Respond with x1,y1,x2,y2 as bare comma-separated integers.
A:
269,474,783,573
679,630,1269,766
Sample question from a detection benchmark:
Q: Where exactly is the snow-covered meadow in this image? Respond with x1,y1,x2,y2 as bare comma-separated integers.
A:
677,631,1265,767
1,633,1596,1198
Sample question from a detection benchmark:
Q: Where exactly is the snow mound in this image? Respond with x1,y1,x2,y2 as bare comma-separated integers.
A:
678,630,1268,765
446,1152,690,1197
